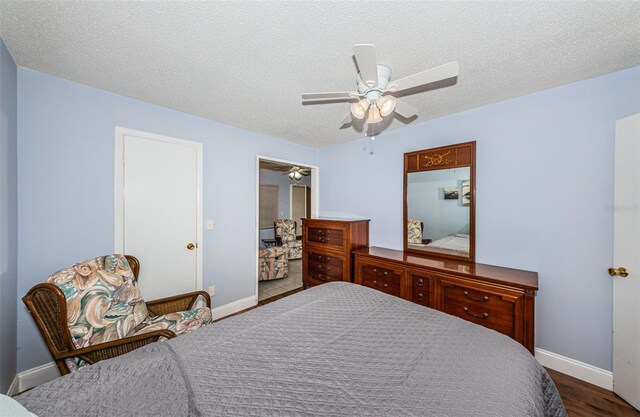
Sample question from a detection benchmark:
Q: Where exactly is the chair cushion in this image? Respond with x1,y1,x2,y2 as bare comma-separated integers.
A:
274,219,297,243
131,307,212,337
47,254,148,349
285,240,303,260
407,219,423,244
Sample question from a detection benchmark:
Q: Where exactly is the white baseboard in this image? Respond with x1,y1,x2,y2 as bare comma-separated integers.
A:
7,362,60,396
211,295,257,321
535,348,613,390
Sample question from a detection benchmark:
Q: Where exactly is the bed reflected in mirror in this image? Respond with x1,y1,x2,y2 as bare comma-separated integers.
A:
404,141,475,261
407,167,471,255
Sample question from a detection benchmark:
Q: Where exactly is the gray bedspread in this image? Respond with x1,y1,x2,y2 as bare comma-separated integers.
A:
16,282,567,417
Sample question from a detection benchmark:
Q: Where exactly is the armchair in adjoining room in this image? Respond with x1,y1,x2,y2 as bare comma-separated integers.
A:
274,219,302,260
258,246,288,281
22,254,212,375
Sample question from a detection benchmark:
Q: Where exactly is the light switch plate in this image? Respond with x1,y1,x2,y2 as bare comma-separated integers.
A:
206,220,214,230
208,286,215,297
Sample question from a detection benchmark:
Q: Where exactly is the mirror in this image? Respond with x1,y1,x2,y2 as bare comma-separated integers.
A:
404,141,475,261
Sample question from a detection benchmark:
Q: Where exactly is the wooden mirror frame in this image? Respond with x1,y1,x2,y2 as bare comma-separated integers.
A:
403,141,476,262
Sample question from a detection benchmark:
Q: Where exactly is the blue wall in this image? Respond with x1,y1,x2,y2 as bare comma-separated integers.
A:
318,66,640,371
12,62,640,377
16,69,318,372
0,39,18,392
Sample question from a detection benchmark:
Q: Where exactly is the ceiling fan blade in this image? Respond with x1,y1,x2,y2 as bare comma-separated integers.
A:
302,91,360,100
386,61,459,93
339,112,352,126
393,98,419,118
353,44,379,87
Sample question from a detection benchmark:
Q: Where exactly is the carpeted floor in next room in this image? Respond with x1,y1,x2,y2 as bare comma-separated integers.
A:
258,259,303,302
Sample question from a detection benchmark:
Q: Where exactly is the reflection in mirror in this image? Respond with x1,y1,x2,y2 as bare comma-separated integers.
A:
407,167,470,256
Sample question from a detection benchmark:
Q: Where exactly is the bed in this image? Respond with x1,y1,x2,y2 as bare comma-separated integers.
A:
15,282,566,417
413,233,470,254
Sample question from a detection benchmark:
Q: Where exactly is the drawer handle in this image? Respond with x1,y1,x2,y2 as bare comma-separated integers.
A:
417,293,424,301
372,280,388,289
464,291,489,302
416,278,424,287
372,268,388,276
317,273,329,282
463,307,488,319
317,265,329,272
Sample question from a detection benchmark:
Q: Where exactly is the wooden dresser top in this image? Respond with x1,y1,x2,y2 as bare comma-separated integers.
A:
354,246,539,290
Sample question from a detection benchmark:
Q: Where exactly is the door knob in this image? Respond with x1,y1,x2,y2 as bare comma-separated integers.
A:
608,267,629,277
186,243,196,250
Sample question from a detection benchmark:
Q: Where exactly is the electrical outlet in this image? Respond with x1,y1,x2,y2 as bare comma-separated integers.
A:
208,286,215,297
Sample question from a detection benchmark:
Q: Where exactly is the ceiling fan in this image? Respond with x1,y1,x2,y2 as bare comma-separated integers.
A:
283,166,310,182
302,44,459,129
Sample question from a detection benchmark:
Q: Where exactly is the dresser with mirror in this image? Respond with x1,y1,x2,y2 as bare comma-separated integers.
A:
354,141,538,353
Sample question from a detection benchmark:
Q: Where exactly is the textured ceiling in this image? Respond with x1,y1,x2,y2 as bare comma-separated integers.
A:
1,1,639,147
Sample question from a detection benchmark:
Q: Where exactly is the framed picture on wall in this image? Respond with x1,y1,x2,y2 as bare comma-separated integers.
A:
443,187,459,200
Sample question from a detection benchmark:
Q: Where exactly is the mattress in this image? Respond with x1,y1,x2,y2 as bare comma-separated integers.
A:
424,234,470,253
16,282,566,417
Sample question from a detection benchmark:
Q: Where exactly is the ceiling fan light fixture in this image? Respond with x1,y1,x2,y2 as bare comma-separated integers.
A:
350,99,368,119
368,106,383,124
377,95,397,117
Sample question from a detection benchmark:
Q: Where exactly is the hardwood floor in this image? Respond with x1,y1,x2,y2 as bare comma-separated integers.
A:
546,368,639,417
220,288,639,416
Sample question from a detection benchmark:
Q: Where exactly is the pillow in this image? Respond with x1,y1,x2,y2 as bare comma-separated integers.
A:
0,394,39,417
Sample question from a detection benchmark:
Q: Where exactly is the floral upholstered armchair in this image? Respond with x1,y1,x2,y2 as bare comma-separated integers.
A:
22,254,212,375
274,219,302,260
408,219,432,245
258,246,288,281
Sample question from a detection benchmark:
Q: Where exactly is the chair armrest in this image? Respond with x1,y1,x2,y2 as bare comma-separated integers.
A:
57,330,176,364
146,291,211,316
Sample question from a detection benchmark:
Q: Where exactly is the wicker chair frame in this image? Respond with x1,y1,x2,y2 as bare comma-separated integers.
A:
22,255,211,376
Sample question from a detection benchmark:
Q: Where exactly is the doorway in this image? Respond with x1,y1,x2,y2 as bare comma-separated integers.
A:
256,156,318,302
115,127,203,300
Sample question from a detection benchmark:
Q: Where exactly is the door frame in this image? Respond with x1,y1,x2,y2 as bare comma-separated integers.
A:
255,155,319,299
290,184,309,233
114,127,204,292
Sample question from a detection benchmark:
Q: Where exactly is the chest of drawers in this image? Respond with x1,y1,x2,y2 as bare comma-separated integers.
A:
354,247,538,353
302,218,370,287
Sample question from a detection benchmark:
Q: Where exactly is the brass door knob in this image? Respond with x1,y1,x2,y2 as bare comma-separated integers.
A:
186,243,196,250
608,267,629,277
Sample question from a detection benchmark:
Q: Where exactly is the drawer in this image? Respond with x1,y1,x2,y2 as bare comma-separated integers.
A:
409,271,433,307
412,289,430,306
307,227,344,248
360,265,402,297
443,284,516,337
307,251,343,269
308,259,343,281
305,269,341,284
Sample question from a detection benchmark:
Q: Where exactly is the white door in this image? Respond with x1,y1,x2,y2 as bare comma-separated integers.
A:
612,113,640,410
116,128,202,301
